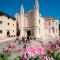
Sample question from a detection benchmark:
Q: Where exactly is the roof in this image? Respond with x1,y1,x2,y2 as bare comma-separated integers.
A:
26,10,41,17
0,11,16,20
26,10,34,16
44,16,56,21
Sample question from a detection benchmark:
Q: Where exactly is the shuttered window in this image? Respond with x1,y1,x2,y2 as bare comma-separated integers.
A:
0,21,2,24
0,30,2,33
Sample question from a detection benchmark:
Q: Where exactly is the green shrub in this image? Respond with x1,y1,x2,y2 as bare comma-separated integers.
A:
47,51,60,60
0,53,8,60
14,55,21,60
29,57,34,60
34,56,41,60
29,55,41,60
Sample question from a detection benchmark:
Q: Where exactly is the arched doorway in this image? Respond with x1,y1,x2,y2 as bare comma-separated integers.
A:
27,31,31,36
7,31,10,37
17,29,20,36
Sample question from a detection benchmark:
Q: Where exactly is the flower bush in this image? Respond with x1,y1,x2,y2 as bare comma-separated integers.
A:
45,39,60,60
1,39,60,60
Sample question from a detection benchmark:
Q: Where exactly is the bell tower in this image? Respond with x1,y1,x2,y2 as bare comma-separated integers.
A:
34,0,40,39
34,0,39,12
20,4,24,16
20,4,25,37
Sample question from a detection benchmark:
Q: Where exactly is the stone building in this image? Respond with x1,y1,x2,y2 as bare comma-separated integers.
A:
15,0,45,40
15,0,59,42
44,16,59,40
0,11,16,39
0,0,59,43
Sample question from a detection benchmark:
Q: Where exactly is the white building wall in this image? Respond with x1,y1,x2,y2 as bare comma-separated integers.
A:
0,15,16,39
0,16,7,38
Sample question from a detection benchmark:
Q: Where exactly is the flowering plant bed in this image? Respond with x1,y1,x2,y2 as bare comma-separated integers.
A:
0,39,60,60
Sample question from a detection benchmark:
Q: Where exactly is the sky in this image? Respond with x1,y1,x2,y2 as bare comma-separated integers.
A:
0,0,60,22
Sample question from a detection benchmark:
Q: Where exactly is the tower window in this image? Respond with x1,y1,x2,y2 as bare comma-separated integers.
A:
22,11,23,14
0,21,2,24
22,11,24,14
0,30,2,33
37,6,38,9
35,6,36,9
35,6,38,10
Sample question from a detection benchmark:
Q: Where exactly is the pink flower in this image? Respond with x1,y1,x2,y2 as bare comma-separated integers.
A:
3,47,9,53
38,47,44,55
27,47,35,56
15,47,21,53
47,44,51,50
43,56,48,60
21,55,27,60
8,44,16,49
27,47,44,56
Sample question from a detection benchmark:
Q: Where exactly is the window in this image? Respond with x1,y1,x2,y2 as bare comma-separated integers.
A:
56,28,57,33
49,28,50,33
0,30,2,33
29,18,30,20
22,11,23,14
0,21,2,24
35,5,38,9
39,19,40,24
8,23,9,25
13,24,14,26
13,30,14,32
49,22,50,25
52,27,54,33
56,22,57,25
37,6,38,9
39,28,40,33
35,5,36,9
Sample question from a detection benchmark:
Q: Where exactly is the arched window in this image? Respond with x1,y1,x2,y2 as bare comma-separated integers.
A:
0,30,2,33
49,22,50,25
22,11,23,14
49,28,50,33
37,6,38,9
39,28,40,33
52,27,54,33
0,21,2,24
56,22,57,25
39,19,40,24
35,5,38,10
56,28,57,33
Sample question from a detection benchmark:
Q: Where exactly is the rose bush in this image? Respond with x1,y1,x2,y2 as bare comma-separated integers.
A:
1,39,60,60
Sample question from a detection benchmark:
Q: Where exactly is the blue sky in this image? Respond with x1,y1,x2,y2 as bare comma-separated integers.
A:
0,0,60,22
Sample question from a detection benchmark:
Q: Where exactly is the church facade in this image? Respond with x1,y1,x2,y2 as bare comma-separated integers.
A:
15,0,59,42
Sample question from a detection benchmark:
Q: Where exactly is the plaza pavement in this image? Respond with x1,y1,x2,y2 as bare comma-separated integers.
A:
0,37,16,43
